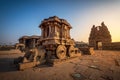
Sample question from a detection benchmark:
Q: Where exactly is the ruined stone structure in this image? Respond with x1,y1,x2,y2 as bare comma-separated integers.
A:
75,41,94,55
15,35,40,52
89,22,112,50
18,35,41,49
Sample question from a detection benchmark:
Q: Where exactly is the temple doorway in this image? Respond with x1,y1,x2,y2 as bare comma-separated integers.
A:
96,41,102,50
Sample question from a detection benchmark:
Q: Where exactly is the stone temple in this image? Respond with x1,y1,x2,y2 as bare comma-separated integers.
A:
15,16,82,70
89,22,112,50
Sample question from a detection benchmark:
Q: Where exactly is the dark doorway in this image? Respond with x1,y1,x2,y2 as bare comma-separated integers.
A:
25,39,31,48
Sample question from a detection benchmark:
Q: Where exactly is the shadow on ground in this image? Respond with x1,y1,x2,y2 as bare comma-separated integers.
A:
0,58,18,72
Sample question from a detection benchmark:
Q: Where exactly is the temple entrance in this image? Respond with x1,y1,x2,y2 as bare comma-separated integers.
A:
96,41,102,50
89,22,112,50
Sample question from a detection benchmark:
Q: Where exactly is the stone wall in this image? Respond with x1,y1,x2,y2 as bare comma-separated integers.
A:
103,42,120,50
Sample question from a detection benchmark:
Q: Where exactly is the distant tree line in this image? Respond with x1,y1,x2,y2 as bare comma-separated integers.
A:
0,45,15,51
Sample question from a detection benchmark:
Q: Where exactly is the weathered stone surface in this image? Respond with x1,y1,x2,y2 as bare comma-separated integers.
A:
18,35,41,49
79,47,94,55
15,16,81,69
89,22,120,50
89,22,112,50
19,62,37,70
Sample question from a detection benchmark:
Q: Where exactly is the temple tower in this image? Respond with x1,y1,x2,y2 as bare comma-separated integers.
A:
89,22,112,49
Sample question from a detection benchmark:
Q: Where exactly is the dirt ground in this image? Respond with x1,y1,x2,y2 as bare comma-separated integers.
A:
0,50,120,80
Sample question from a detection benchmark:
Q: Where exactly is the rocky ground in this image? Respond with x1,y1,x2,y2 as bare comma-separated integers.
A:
0,50,120,80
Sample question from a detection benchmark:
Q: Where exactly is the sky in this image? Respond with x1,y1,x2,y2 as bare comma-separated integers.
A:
0,0,120,45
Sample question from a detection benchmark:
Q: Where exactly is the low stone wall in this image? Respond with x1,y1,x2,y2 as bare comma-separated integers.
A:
103,42,120,50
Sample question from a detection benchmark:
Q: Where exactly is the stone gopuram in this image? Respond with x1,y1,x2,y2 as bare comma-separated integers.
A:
89,22,112,50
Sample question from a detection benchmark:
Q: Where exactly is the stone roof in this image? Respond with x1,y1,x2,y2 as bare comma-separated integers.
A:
39,16,72,28
30,35,41,39
19,35,41,40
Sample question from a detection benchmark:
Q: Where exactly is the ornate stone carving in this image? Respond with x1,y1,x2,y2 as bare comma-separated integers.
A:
15,16,81,70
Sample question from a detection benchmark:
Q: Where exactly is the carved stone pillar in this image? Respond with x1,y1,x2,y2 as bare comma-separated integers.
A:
67,28,69,38
68,29,70,38
45,28,47,38
49,26,51,37
41,28,43,38
55,26,56,33
43,28,45,38
64,25,67,38
62,24,65,38
55,25,60,38
52,26,55,37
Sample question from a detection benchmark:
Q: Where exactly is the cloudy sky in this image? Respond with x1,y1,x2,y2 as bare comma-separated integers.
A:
0,0,120,45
